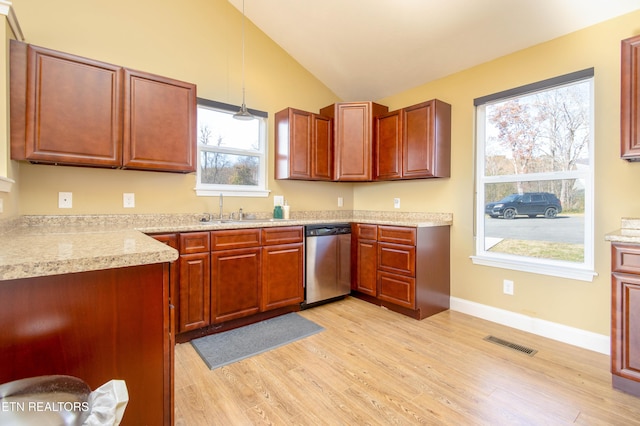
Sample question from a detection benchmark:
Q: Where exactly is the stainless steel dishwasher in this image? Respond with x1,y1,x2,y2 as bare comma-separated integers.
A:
303,223,352,308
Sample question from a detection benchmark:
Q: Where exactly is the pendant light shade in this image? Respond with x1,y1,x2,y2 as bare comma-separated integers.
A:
233,0,254,120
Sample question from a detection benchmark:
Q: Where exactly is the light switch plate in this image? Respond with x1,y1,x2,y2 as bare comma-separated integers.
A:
59,192,72,209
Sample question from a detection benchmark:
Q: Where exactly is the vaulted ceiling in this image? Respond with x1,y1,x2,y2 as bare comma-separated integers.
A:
229,0,640,101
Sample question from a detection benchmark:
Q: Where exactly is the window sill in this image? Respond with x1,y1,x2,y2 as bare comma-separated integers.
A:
470,255,597,282
195,188,270,197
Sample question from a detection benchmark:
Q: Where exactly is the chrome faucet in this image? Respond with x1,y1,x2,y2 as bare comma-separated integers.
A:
219,193,223,219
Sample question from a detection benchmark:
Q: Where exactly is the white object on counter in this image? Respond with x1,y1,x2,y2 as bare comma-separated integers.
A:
283,204,290,220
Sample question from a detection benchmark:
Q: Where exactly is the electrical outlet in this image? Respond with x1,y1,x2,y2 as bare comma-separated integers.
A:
393,198,400,209
274,195,284,206
58,192,72,209
0,199,3,213
123,193,135,208
338,197,344,207
503,279,514,295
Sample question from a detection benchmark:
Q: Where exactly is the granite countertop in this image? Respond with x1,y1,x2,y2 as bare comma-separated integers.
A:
605,218,640,244
0,210,453,281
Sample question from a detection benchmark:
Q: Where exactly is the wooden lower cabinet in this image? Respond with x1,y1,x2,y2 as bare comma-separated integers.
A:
351,224,378,297
179,253,211,331
211,246,262,323
353,223,450,319
262,243,304,310
176,232,211,333
167,226,304,341
0,264,173,426
611,243,640,397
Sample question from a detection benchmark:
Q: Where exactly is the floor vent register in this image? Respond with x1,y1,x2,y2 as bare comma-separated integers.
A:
483,335,538,356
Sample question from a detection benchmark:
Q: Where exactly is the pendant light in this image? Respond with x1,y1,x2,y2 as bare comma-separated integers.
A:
233,0,254,120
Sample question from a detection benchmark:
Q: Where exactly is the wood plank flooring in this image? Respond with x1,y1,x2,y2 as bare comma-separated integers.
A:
174,297,640,425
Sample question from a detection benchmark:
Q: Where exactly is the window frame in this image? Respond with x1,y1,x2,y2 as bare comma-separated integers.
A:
471,69,597,282
194,98,270,198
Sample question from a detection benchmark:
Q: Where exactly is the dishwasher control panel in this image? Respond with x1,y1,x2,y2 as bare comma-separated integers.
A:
305,223,352,237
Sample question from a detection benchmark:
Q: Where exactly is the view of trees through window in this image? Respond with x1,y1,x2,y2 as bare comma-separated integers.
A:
197,104,262,188
479,77,592,264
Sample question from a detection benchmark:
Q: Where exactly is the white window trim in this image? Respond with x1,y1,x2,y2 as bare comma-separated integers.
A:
194,100,269,198
471,71,596,282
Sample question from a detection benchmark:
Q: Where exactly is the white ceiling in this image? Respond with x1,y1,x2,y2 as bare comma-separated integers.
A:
229,0,640,101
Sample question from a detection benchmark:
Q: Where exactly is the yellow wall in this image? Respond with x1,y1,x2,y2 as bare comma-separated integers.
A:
368,10,640,335
8,0,350,215
5,0,640,336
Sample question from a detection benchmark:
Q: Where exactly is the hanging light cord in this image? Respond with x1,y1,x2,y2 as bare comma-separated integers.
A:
234,0,253,120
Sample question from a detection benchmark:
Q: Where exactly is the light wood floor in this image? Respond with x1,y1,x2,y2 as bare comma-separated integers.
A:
174,297,640,425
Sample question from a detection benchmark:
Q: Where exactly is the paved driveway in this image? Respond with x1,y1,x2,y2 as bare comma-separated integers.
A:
484,214,584,244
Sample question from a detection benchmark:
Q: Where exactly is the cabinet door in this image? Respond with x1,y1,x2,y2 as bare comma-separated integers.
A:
312,114,333,180
622,35,640,160
378,271,416,309
211,247,261,323
275,108,311,179
275,108,332,180
13,41,122,166
151,233,179,327
402,100,451,178
178,252,210,332
375,110,402,180
335,102,370,181
123,68,196,172
356,239,378,296
612,272,640,382
262,243,304,311
321,102,388,181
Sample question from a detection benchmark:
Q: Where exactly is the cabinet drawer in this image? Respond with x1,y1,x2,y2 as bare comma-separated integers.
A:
179,232,210,254
378,242,415,276
378,226,416,245
613,243,640,274
378,271,415,309
262,226,303,245
211,229,261,250
151,233,178,250
356,223,378,240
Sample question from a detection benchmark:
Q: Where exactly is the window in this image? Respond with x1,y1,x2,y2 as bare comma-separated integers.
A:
472,69,595,281
195,98,269,197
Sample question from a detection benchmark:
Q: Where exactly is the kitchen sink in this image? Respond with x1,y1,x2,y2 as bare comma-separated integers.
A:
198,218,296,225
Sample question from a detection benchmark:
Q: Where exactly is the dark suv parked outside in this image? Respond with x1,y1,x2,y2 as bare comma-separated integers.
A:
485,192,562,219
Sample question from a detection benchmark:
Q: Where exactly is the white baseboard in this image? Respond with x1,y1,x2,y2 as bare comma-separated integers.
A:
450,297,610,355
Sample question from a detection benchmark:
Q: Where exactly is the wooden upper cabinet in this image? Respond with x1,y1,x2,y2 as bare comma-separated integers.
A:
375,99,451,180
275,107,332,180
123,69,196,172
10,40,123,167
10,40,196,173
320,101,389,181
375,109,403,180
621,34,640,161
402,99,451,178
312,113,333,180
